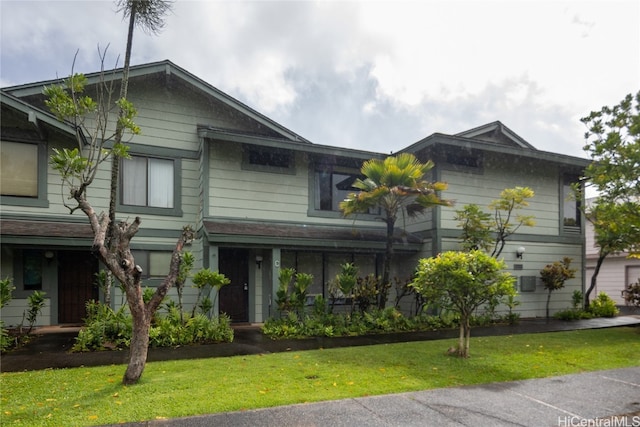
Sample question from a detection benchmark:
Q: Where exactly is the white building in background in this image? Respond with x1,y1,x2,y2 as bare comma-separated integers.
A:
585,198,640,305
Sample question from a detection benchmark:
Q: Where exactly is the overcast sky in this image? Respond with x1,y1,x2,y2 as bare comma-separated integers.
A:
1,0,638,158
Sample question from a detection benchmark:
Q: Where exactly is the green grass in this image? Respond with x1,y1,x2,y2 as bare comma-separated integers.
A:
2,328,639,426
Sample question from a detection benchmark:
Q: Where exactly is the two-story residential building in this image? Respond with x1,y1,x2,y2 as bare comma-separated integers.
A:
1,60,590,327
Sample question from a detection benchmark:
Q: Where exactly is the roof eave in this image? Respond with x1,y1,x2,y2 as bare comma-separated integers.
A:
3,60,309,144
1,90,77,136
198,125,384,160
402,133,591,168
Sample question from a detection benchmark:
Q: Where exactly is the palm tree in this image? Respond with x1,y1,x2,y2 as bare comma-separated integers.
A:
340,153,452,309
112,0,173,386
109,0,173,244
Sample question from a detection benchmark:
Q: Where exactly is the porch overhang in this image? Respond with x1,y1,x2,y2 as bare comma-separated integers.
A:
0,219,94,246
203,219,423,252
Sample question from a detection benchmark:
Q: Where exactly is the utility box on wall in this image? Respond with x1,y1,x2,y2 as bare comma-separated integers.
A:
520,276,537,292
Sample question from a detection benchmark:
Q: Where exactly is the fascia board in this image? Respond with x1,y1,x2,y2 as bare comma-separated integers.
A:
402,134,591,168
1,91,76,136
4,60,309,143
198,126,384,160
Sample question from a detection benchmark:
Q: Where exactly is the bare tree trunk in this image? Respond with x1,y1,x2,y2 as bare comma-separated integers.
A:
379,218,395,309
457,321,465,356
121,226,194,385
464,320,471,358
103,271,113,307
585,253,607,310
123,301,151,385
457,315,471,358
546,289,552,320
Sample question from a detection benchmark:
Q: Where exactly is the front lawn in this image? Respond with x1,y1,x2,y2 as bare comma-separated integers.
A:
1,327,639,426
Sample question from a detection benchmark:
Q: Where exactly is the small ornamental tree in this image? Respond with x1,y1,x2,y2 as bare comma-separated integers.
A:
540,257,576,319
456,187,535,258
454,204,493,252
583,201,637,308
624,279,640,310
191,269,231,318
580,91,640,258
410,250,516,358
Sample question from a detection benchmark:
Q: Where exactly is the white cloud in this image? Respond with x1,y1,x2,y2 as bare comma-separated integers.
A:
1,0,638,158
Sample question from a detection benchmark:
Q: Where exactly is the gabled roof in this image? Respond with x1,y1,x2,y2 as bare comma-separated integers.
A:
3,59,308,144
403,121,590,169
2,60,590,169
455,121,537,150
0,90,77,137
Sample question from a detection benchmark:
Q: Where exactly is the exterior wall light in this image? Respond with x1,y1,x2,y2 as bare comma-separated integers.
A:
44,250,55,264
516,247,526,259
255,255,263,269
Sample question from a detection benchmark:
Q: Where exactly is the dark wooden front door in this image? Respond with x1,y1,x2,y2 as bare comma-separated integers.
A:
58,251,98,324
218,248,249,323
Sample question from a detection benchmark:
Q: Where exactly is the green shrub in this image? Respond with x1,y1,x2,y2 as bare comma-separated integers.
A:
554,308,593,321
624,279,640,309
262,308,469,339
25,290,46,334
572,290,583,310
589,292,619,317
73,301,132,351
0,278,15,352
73,300,233,351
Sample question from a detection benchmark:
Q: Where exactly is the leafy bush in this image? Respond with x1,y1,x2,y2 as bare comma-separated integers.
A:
572,290,583,310
73,300,233,352
262,308,489,339
0,278,15,352
554,308,593,321
149,311,233,347
276,268,313,317
192,269,230,317
22,290,47,334
73,301,132,351
589,292,619,317
624,279,640,309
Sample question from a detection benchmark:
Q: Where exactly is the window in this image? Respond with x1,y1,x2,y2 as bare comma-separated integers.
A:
242,144,294,174
1,141,38,197
122,156,174,208
314,168,379,215
281,250,380,304
315,170,360,211
22,250,43,290
446,151,481,168
563,175,581,228
131,250,173,279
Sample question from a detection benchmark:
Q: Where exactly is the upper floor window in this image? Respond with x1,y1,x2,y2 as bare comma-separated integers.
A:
563,175,581,228
315,169,359,212
1,141,38,197
446,151,481,169
122,156,174,208
242,144,294,174
312,165,380,216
